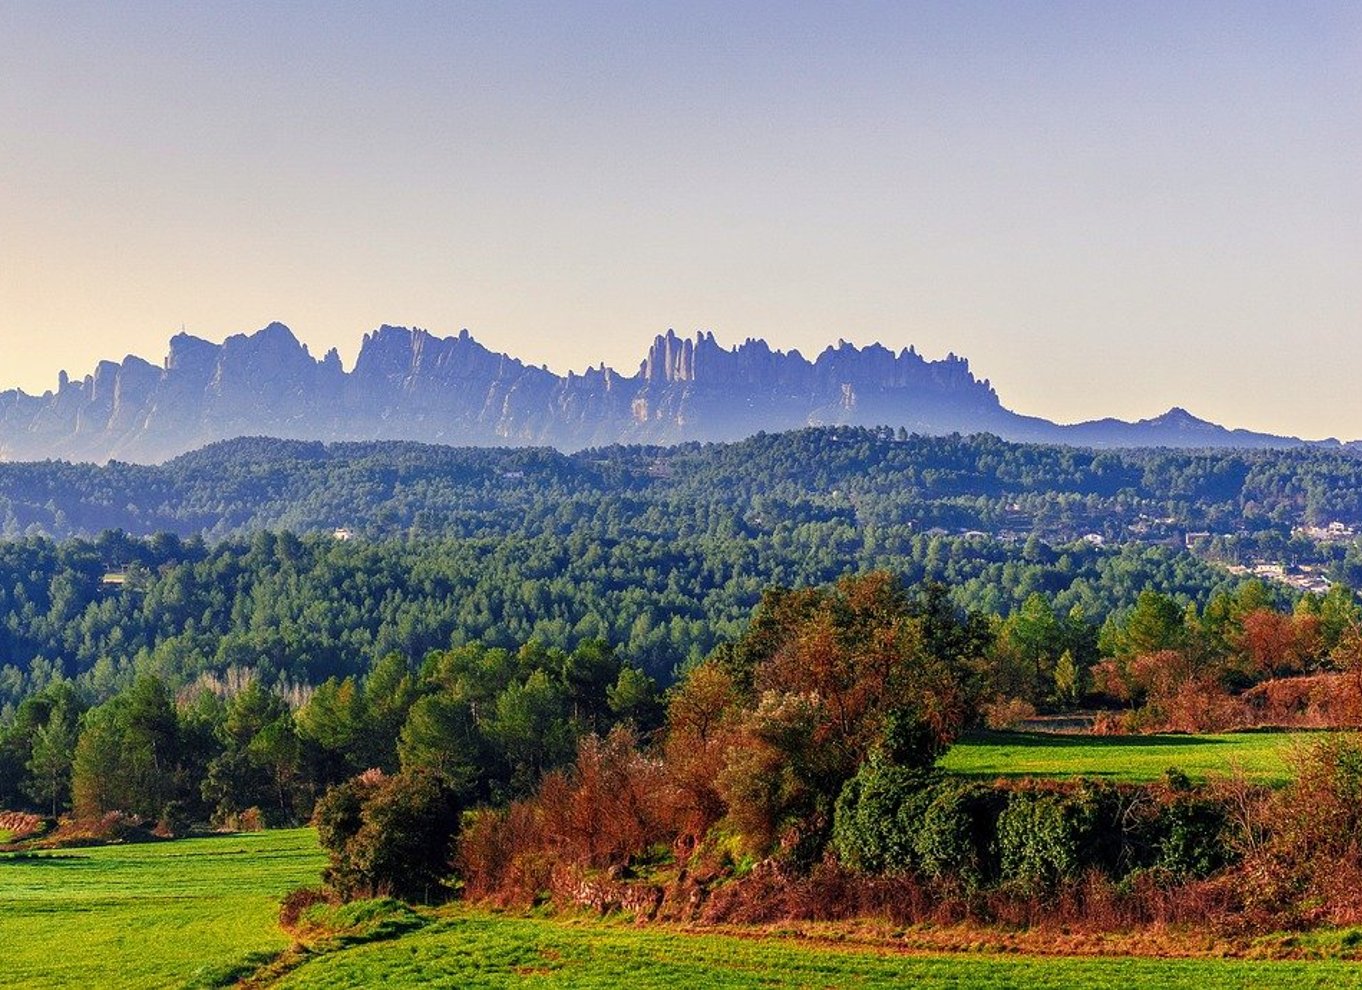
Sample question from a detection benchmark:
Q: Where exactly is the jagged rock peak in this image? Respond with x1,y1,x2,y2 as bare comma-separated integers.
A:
228,321,305,347
636,331,978,389
0,321,1329,466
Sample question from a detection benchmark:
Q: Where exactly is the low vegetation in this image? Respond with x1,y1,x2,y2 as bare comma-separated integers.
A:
11,831,1362,987
270,909,1362,988
0,828,323,988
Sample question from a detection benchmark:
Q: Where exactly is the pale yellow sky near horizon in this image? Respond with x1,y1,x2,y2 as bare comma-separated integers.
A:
2,3,1358,439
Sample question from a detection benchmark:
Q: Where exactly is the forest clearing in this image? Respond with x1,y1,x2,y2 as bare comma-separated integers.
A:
940,730,1302,785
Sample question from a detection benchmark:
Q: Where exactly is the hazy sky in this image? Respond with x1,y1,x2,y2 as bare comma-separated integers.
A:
2,2,1358,437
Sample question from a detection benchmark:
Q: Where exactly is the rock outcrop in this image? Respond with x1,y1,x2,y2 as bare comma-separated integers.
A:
0,323,1325,463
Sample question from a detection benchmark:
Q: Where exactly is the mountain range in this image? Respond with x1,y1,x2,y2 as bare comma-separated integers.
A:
0,323,1340,463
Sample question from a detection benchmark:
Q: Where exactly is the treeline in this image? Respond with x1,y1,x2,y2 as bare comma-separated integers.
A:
0,639,659,825
1089,582,1362,732
0,528,1255,711
310,573,1362,933
3,572,1355,832
4,429,1362,546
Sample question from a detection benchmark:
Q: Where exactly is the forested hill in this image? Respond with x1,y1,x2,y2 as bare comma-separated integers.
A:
2,428,1362,544
5,427,1362,708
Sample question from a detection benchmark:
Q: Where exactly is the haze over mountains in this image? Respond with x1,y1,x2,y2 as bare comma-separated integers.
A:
0,323,1338,463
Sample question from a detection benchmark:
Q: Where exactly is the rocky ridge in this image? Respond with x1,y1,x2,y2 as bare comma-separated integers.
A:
0,323,1330,463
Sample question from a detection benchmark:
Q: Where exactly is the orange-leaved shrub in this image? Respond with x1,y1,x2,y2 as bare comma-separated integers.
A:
1216,734,1362,928
457,725,684,905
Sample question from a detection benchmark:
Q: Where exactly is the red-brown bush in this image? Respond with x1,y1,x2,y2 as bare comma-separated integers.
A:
456,801,554,906
534,726,676,868
982,696,1037,730
1157,679,1246,733
457,726,683,906
1242,672,1362,728
279,886,338,931
662,663,740,843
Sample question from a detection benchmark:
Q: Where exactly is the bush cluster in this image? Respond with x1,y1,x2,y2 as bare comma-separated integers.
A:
313,769,459,903
834,766,1232,896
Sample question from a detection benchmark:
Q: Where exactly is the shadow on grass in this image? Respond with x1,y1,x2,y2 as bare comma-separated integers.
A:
955,730,1232,749
183,949,283,989
0,852,95,866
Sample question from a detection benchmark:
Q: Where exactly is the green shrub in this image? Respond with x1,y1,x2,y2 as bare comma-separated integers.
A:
1154,795,1231,880
831,761,938,874
314,769,459,904
998,790,1076,891
833,763,999,886
838,763,1233,894
997,783,1120,893
913,781,997,885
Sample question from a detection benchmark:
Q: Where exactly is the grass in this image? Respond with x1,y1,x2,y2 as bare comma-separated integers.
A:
0,828,324,989
939,729,1305,785
5,823,1362,987
269,909,1362,989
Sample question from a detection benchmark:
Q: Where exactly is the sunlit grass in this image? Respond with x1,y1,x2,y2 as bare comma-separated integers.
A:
6,823,1362,988
272,909,1362,989
939,729,1305,785
0,828,323,989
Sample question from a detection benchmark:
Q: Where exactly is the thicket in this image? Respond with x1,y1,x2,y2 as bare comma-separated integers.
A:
1087,583,1362,731
445,575,1362,933
833,770,1230,896
313,768,458,903
0,637,658,830
4,564,1361,833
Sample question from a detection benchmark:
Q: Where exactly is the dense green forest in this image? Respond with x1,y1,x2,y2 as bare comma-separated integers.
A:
0,527,1261,711
12,425,1362,713
4,429,1362,549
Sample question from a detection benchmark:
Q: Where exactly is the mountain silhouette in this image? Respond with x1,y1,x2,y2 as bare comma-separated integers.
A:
0,324,1333,463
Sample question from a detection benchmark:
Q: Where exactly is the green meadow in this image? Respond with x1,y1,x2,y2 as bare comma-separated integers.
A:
3,827,1362,989
0,727,1347,989
272,910,1362,989
940,729,1303,785
0,828,323,989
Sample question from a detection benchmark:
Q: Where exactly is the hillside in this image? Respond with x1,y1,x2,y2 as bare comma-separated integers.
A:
2,429,1362,559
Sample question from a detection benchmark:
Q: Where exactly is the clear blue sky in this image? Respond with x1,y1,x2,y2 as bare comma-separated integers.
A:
2,2,1358,437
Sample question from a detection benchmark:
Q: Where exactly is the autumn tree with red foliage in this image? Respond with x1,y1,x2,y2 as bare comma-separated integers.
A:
662,662,741,844
1234,608,1319,678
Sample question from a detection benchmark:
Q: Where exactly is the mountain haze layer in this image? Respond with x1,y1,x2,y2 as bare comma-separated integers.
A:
0,324,1333,463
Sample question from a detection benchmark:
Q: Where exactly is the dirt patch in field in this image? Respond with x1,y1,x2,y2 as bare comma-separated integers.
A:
673,917,1358,963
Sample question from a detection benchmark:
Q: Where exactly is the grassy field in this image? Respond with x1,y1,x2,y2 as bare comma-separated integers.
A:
269,910,1362,989
5,824,1362,987
939,729,1305,785
0,828,323,989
